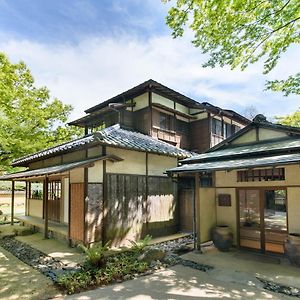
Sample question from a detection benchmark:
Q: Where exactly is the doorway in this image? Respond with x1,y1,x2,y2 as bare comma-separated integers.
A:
238,188,287,254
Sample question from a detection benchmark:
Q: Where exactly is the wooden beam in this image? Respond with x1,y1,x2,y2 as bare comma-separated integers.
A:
194,173,201,252
10,181,15,225
44,176,49,239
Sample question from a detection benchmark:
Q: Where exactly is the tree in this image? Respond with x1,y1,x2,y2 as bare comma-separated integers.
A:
0,52,80,171
243,105,259,120
276,108,300,126
164,0,300,95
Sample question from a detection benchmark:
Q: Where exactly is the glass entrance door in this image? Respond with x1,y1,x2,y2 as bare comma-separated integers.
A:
239,189,262,250
264,190,287,253
238,189,287,253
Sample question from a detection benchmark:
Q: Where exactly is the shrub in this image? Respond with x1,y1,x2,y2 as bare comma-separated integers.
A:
78,241,110,268
129,235,152,252
57,250,149,294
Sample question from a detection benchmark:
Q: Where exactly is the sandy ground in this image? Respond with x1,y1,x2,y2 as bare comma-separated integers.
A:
0,246,60,300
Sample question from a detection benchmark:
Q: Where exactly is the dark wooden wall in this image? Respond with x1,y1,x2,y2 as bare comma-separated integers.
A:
104,174,178,246
133,107,151,135
86,183,103,244
190,118,211,153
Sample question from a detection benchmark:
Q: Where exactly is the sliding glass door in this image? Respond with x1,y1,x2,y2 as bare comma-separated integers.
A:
238,189,287,253
264,190,287,253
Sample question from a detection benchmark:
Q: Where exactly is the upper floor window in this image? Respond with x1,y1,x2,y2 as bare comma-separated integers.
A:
176,119,189,134
237,168,285,182
212,119,242,138
159,112,174,131
211,119,222,136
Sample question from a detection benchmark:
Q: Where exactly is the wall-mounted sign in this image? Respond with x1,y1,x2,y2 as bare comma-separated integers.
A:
218,194,231,206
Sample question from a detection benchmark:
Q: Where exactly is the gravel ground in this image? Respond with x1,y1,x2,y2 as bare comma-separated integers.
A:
0,245,60,300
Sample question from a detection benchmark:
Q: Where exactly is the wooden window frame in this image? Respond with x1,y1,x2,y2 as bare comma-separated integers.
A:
237,168,285,182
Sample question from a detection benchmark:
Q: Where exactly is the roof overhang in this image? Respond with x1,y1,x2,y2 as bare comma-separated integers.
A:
167,153,300,174
0,155,122,181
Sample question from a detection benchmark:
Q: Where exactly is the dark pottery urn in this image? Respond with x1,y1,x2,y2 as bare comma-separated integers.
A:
284,233,300,267
212,225,233,252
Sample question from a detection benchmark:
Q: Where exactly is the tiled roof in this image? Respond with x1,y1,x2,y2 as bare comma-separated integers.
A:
2,156,122,180
182,137,300,163
168,153,300,174
13,124,192,166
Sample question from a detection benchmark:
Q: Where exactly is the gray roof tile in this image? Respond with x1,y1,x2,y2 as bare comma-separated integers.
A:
13,124,192,166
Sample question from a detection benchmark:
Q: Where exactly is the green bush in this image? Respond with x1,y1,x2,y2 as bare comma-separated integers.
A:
129,234,152,253
78,241,110,268
57,251,149,294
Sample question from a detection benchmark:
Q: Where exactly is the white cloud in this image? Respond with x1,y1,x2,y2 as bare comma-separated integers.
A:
0,33,299,122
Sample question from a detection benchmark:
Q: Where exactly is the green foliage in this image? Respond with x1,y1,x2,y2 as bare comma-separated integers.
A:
164,0,300,95
0,52,82,172
57,251,149,294
129,234,152,252
78,241,110,268
276,108,300,127
266,73,300,96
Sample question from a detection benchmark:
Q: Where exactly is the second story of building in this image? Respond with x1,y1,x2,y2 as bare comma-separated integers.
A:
69,79,250,153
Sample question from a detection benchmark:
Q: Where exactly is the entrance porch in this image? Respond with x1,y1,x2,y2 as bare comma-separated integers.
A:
15,215,68,238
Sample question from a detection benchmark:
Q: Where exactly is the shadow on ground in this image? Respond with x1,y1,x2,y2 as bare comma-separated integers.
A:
65,264,291,300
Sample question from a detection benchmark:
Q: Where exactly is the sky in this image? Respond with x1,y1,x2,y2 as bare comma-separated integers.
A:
0,0,299,122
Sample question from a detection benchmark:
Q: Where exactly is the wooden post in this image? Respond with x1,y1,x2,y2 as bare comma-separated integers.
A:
102,146,107,245
68,173,72,247
10,181,15,225
194,173,201,252
44,176,49,239
84,166,88,245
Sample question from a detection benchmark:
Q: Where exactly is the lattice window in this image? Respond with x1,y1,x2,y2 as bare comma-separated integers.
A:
48,181,62,200
237,168,285,182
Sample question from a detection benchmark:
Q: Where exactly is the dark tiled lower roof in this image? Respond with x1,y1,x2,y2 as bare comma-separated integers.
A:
12,124,192,166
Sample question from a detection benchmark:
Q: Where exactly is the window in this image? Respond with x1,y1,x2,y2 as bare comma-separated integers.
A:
176,119,189,134
48,181,62,200
211,119,222,136
29,182,43,200
200,173,213,187
224,123,233,138
232,124,241,133
159,113,174,131
237,168,285,182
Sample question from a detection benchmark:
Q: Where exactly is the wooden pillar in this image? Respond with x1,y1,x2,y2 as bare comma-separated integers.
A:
10,181,15,225
84,166,88,245
44,176,49,239
194,173,201,251
102,146,107,245
68,172,72,246
25,181,28,216
145,152,149,232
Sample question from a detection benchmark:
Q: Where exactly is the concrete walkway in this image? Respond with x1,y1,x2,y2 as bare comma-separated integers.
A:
63,248,300,300
0,246,60,300
64,264,294,300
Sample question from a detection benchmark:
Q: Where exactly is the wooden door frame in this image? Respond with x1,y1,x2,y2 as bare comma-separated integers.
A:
236,186,288,253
